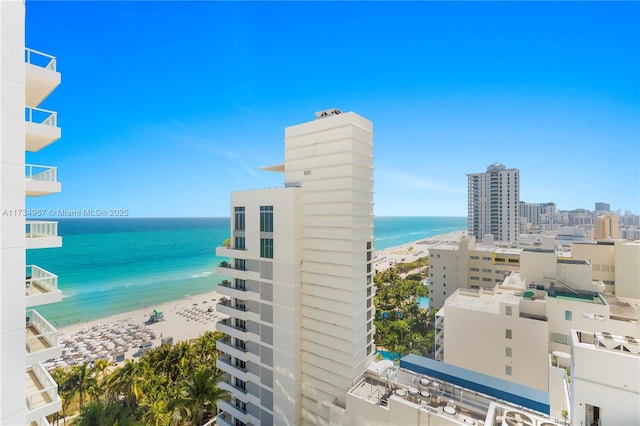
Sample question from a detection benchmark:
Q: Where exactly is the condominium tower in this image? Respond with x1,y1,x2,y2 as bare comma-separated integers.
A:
215,109,375,426
1,0,63,423
468,163,519,242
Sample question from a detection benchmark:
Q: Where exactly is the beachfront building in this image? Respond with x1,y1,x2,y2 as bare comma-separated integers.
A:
1,0,63,423
215,109,375,425
467,163,520,243
428,236,522,309
434,247,640,394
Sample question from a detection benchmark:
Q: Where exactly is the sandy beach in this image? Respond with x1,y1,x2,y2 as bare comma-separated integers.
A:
50,291,225,370
374,230,466,272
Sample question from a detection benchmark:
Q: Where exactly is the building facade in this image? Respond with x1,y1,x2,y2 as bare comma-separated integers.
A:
215,109,375,426
1,0,63,423
468,163,519,243
519,201,556,233
594,213,619,240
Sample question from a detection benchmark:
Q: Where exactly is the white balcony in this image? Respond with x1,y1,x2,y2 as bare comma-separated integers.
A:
217,301,250,322
217,281,254,302
216,356,248,382
26,221,61,249
217,400,248,425
26,265,62,307
25,164,61,196
25,363,61,423
25,48,61,108
217,319,249,341
26,107,61,152
29,417,52,426
26,310,62,365
216,246,248,259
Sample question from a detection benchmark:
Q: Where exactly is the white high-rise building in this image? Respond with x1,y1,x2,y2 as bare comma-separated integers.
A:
1,0,63,423
468,163,520,242
215,109,375,426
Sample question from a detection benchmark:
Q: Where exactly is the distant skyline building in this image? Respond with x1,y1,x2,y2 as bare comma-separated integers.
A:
467,163,520,242
519,201,556,233
215,109,375,425
595,202,611,212
594,213,619,240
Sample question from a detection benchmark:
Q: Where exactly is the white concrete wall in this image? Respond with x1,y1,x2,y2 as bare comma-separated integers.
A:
614,241,640,300
0,1,26,423
442,297,549,391
571,331,640,426
572,242,615,292
284,111,374,424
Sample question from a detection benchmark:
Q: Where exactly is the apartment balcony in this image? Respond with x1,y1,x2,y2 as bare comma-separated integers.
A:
217,300,250,321
216,411,233,426
217,280,254,302
25,164,61,196
217,400,248,425
216,337,259,364
26,310,62,365
29,417,52,426
25,48,61,108
219,373,248,397
25,362,61,423
26,265,62,307
216,264,251,281
216,356,248,381
26,221,61,249
216,246,248,259
25,107,61,152
217,319,249,341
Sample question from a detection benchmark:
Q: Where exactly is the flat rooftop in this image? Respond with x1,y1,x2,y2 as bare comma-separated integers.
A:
601,293,639,321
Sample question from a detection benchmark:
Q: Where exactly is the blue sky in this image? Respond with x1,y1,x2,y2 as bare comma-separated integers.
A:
25,1,639,217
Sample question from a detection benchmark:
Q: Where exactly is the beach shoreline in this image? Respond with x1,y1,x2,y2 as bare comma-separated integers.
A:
51,229,465,369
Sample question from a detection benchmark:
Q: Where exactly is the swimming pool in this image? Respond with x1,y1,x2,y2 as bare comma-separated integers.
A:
377,350,402,361
418,296,429,309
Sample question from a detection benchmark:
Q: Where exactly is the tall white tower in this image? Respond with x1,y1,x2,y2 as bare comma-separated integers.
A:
1,0,63,423
215,109,375,426
468,163,519,242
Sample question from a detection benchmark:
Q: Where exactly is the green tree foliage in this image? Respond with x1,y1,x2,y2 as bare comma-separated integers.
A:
374,262,436,359
55,331,229,426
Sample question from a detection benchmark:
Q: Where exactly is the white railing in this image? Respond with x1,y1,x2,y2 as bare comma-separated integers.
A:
26,221,58,238
25,164,58,183
25,48,57,71
26,310,59,355
26,107,57,127
26,265,58,296
26,363,60,412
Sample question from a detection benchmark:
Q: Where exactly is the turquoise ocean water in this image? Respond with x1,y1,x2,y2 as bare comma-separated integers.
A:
28,217,465,325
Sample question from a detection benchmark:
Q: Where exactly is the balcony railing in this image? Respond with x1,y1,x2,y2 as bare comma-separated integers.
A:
26,164,58,183
26,221,58,239
26,107,57,127
26,310,59,356
26,265,58,296
219,300,247,312
25,48,57,71
26,362,60,418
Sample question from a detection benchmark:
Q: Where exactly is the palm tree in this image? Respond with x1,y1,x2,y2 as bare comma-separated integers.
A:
69,363,96,411
50,367,76,425
170,365,230,425
76,399,139,426
140,398,171,426
105,359,146,408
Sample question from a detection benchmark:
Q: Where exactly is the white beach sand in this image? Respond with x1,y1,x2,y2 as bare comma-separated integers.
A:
374,230,466,272
54,291,225,368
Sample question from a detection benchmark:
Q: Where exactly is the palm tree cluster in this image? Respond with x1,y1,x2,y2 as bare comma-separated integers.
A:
374,264,436,358
50,331,229,426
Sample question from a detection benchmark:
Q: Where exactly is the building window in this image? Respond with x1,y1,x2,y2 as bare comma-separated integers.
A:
235,338,246,351
505,365,512,376
483,268,492,273
234,258,246,270
506,329,512,339
234,236,245,250
470,276,479,281
235,279,246,290
482,257,492,261
235,318,246,330
234,207,245,230
565,310,572,321
482,278,492,282
470,256,479,260
260,238,274,258
506,306,512,316
235,358,246,370
506,347,512,357
470,267,480,272
260,205,274,232
551,333,569,345
234,377,246,391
